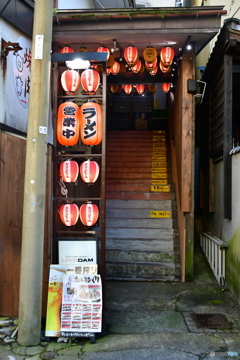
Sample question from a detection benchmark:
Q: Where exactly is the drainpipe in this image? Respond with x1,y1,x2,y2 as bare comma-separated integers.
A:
18,0,53,346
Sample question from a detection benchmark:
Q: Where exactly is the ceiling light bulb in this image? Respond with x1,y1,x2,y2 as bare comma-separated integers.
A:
186,44,192,50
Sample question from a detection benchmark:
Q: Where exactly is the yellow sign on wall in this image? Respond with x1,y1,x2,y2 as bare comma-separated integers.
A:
152,173,168,179
152,179,168,185
150,211,171,218
151,185,170,192
152,161,167,167
152,167,167,173
153,151,166,157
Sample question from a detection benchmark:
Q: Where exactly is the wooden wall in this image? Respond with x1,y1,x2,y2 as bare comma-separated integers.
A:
0,131,51,317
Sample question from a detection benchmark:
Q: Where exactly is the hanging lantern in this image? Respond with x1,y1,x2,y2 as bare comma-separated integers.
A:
145,58,157,70
148,84,157,93
149,65,158,76
59,46,74,53
143,46,157,63
124,46,138,65
59,203,79,226
60,160,79,183
136,84,145,95
97,46,110,60
91,64,102,72
107,54,115,68
79,203,99,226
159,61,171,73
81,69,100,95
110,84,119,93
122,84,132,94
162,83,171,93
80,101,102,146
80,160,100,184
131,60,142,73
107,68,112,76
160,47,174,66
77,47,88,52
111,61,120,75
57,101,80,146
139,62,145,73
61,70,81,94
119,63,126,74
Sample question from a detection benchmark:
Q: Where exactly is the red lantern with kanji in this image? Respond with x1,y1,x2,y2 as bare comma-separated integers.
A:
124,46,138,65
149,65,158,75
81,69,100,95
145,58,157,70
61,70,81,94
57,101,80,146
136,84,145,95
122,84,132,94
160,47,174,66
97,46,110,60
131,60,142,73
80,160,100,184
59,203,79,226
80,101,102,146
79,203,99,226
162,83,171,93
111,61,120,75
159,61,171,73
60,46,74,53
60,160,79,182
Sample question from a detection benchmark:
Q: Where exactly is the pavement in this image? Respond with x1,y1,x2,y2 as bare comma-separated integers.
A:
1,243,240,360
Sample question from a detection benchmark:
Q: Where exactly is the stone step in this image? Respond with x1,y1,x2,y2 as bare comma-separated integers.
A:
106,191,172,201
105,227,174,240
106,249,178,263
106,184,171,192
107,137,166,144
106,172,168,179
106,160,168,168
107,166,168,173
105,238,175,252
106,217,173,228
107,145,167,152
106,156,168,163
106,208,172,218
106,199,173,209
107,130,166,137
106,179,169,185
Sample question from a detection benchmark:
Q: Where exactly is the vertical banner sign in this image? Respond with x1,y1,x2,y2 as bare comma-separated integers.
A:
61,274,102,336
45,265,66,337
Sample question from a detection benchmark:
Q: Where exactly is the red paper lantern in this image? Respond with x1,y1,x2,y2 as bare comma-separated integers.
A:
145,58,157,70
59,203,79,226
80,160,100,184
124,46,138,65
81,69,100,95
136,84,145,95
79,203,99,226
57,101,80,146
122,84,132,94
162,83,171,93
80,101,102,146
159,62,171,73
111,61,120,75
97,46,110,60
59,46,74,53
60,160,79,182
107,68,112,76
61,70,81,94
160,47,174,66
149,65,158,75
131,60,142,73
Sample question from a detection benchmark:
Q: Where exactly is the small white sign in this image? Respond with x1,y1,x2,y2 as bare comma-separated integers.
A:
39,126,47,134
35,35,44,59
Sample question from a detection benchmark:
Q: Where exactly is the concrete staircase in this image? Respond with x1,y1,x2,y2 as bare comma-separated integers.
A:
105,130,180,281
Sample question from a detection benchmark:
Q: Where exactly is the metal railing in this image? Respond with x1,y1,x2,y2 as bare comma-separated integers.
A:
200,232,228,286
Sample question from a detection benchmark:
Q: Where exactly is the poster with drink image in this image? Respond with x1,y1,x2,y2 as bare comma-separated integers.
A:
60,274,102,334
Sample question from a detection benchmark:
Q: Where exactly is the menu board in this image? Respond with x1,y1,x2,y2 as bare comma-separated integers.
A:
60,274,102,336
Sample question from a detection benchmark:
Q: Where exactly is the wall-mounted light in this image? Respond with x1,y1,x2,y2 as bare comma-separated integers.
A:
111,39,119,53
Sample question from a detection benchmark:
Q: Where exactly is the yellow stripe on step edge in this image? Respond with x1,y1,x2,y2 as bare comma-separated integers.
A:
152,161,167,167
152,179,168,185
150,211,171,218
152,167,167,172
151,185,170,192
152,173,168,179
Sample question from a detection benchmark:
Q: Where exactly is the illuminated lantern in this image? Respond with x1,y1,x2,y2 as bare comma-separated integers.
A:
81,69,100,95
124,46,138,65
80,101,102,146
119,63,126,74
111,61,120,75
145,58,157,70
61,70,81,94
136,84,145,95
80,160,100,184
59,46,74,53
107,54,115,68
107,68,112,76
131,60,142,73
143,46,157,63
149,65,158,75
57,101,80,146
160,47,174,66
97,46,110,60
122,84,132,94
79,203,99,226
159,61,171,73
60,160,79,182
77,47,88,52
162,83,171,93
110,84,119,93
139,62,145,73
59,203,79,226
148,84,157,93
